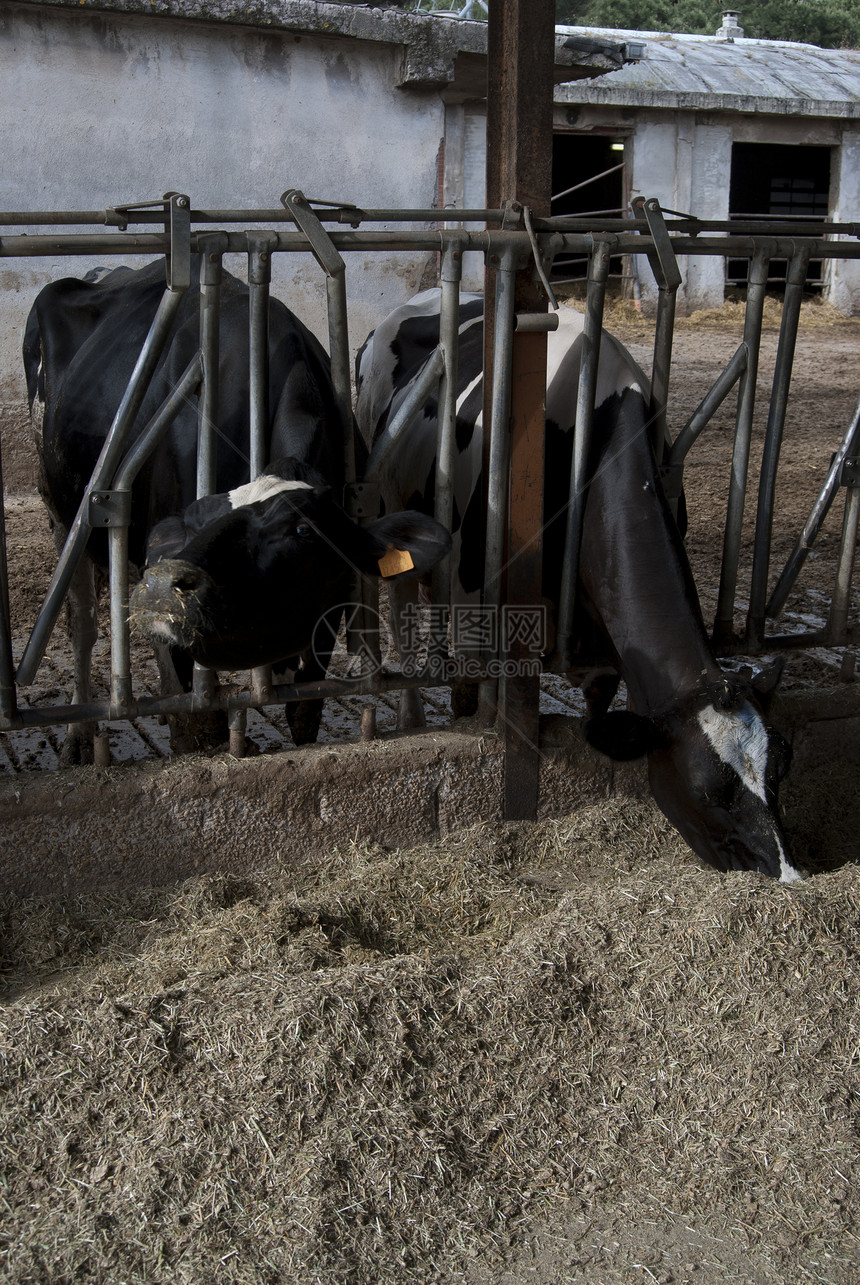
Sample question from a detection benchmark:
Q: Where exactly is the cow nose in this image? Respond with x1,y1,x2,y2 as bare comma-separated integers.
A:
143,561,207,595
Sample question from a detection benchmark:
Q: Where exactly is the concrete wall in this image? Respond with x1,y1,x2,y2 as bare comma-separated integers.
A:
547,103,860,316
3,685,858,900
0,0,445,400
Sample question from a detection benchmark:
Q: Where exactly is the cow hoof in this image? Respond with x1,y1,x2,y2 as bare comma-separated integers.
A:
287,699,323,746
60,724,96,766
451,681,479,720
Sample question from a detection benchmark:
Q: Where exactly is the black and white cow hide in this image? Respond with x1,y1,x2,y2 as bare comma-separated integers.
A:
24,261,449,762
355,289,803,882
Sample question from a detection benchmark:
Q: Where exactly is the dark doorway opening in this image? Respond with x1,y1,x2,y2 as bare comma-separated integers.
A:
728,142,831,289
551,133,626,287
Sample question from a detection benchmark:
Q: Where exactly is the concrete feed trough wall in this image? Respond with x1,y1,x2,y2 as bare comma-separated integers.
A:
3,685,859,901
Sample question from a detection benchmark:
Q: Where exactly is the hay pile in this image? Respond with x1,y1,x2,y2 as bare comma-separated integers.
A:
1,799,858,1284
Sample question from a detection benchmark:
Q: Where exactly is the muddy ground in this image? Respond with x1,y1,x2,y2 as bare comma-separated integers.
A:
0,299,858,1285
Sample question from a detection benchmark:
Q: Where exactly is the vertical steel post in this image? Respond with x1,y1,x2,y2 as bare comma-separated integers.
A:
556,237,612,668
829,475,860,644
197,235,226,499
248,235,275,482
107,354,203,715
0,438,17,725
430,237,465,659
483,0,553,818
475,250,516,729
195,236,226,708
637,197,683,458
248,234,277,730
108,519,132,715
713,244,771,648
747,245,810,648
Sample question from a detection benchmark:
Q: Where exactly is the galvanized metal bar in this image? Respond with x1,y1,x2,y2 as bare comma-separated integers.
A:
8,229,860,263
430,237,465,659
193,662,217,709
197,235,227,499
248,234,276,481
477,249,518,723
6,207,860,238
747,245,811,649
712,244,771,648
16,283,186,687
0,437,17,724
281,190,355,485
166,194,192,292
767,393,860,619
108,521,133,715
829,481,860,644
194,240,225,719
640,200,683,458
112,356,204,493
556,236,613,669
0,664,471,733
108,354,204,713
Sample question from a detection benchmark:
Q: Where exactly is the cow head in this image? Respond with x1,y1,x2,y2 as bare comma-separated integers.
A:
129,458,451,671
585,668,803,882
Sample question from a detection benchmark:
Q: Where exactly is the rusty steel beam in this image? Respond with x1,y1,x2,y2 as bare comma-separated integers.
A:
484,0,554,821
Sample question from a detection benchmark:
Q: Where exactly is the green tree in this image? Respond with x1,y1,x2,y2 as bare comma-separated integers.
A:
556,0,860,47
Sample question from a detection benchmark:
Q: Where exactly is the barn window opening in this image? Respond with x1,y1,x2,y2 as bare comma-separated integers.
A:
550,133,628,294
727,142,831,292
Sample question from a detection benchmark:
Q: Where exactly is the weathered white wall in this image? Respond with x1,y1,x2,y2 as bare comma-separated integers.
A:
0,1,444,399
825,128,860,315
685,121,733,312
550,90,860,316
627,117,690,312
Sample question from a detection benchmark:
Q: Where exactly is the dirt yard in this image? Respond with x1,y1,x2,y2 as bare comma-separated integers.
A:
0,299,858,1284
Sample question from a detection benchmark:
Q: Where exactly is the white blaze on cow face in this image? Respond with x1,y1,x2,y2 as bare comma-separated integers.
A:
228,477,313,510
697,702,803,884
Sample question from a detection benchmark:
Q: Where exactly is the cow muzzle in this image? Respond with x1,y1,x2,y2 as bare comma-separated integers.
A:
129,559,217,651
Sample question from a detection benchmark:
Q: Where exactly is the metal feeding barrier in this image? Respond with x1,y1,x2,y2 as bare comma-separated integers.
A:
0,193,858,773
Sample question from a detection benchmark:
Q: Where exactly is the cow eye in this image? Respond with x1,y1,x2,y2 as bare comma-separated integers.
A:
295,523,311,537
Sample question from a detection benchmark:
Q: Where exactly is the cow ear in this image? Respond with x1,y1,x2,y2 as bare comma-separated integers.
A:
145,516,188,564
750,657,785,710
359,512,452,580
180,494,233,536
584,710,658,761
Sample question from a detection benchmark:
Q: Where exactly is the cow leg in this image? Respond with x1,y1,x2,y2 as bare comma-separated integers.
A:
581,667,620,720
451,681,479,720
278,603,345,746
39,496,101,765
275,650,325,746
388,579,425,730
153,644,229,755
59,549,101,765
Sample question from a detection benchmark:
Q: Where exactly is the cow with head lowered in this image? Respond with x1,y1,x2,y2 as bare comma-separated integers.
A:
24,261,449,762
356,290,803,882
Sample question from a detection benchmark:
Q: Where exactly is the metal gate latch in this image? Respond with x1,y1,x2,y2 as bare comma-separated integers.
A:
87,490,133,528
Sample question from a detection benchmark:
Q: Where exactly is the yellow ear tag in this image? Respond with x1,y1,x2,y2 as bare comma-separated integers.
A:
377,546,415,580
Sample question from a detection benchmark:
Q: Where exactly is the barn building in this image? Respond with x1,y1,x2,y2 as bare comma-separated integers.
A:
3,0,860,403
551,13,860,313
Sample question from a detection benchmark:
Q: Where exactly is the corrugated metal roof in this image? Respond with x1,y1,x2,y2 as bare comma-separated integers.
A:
556,25,860,117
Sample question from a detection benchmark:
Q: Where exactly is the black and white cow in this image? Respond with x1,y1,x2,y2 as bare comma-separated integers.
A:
356,289,803,882
24,261,449,761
